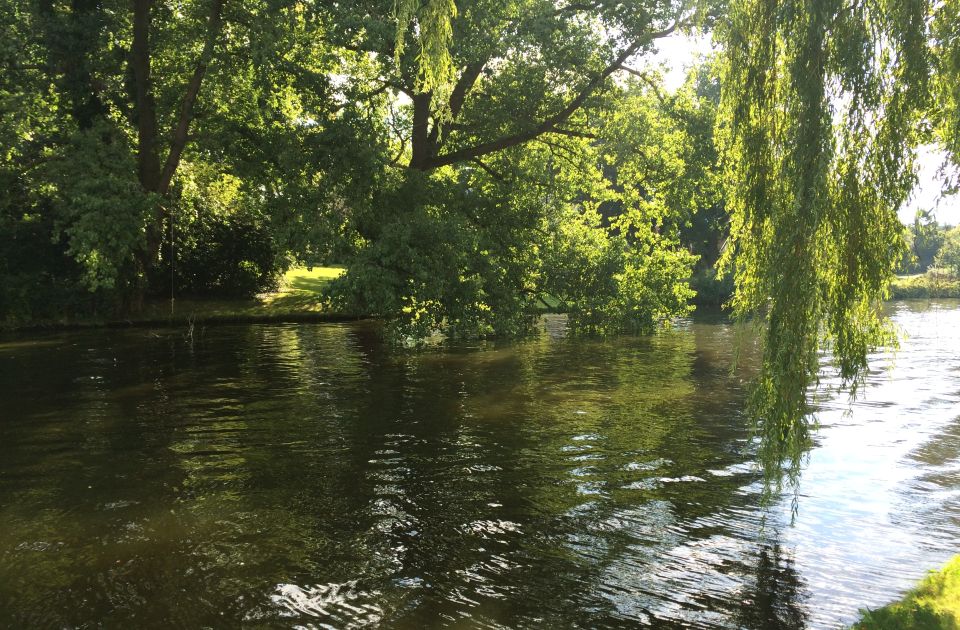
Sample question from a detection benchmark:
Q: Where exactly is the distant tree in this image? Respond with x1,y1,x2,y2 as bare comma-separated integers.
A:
897,228,919,274
935,226,960,276
911,210,947,272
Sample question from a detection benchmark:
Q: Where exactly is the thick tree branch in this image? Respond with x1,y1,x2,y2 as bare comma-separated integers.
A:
157,0,225,196
434,59,489,149
449,60,488,120
132,0,161,192
422,19,682,170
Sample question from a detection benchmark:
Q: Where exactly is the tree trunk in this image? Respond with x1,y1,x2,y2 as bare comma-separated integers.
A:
409,92,433,170
131,0,165,290
131,0,161,192
129,0,224,288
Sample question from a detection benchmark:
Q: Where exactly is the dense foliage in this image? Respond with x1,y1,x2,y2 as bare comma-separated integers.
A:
0,0,723,336
0,0,300,319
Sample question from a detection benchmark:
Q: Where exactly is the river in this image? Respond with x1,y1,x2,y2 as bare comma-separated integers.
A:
0,301,958,628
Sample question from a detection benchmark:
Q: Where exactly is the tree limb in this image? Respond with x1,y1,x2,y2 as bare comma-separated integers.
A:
157,0,225,196
470,157,505,181
617,65,668,104
422,19,683,170
434,59,490,149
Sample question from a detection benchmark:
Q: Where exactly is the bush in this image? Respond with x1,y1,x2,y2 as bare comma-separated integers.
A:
0,198,115,327
150,207,284,299
148,166,286,299
853,555,960,629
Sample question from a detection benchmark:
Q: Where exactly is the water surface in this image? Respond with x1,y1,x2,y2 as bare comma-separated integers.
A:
1,302,958,628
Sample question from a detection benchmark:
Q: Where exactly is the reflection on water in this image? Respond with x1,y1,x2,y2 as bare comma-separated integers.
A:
0,302,958,628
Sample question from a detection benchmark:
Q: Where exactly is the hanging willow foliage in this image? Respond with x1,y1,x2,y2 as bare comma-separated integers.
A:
716,0,933,490
394,0,458,100
934,0,960,179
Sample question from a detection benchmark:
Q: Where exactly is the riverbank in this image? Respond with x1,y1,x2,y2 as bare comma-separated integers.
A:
4,266,576,332
890,271,960,299
7,267,957,333
7,267,361,332
853,555,960,628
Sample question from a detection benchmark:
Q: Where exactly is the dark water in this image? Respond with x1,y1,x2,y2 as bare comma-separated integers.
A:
1,302,958,629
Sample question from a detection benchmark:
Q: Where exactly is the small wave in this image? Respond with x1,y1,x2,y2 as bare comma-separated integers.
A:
271,581,383,626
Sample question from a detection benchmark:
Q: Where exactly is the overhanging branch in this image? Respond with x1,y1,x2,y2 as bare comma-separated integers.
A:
616,65,668,104
422,18,684,170
157,0,225,196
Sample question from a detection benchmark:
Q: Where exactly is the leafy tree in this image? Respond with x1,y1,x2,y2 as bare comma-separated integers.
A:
934,225,960,276
309,0,721,337
910,209,947,272
0,0,344,314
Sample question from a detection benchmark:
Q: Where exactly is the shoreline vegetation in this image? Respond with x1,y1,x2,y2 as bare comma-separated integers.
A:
890,270,960,299
4,267,960,333
853,555,960,629
3,267,357,332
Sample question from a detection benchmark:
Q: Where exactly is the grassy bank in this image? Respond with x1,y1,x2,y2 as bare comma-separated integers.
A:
9,266,355,331
130,266,354,326
854,556,960,629
890,271,960,299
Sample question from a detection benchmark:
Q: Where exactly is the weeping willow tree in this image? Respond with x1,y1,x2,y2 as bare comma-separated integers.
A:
934,0,960,177
716,0,936,489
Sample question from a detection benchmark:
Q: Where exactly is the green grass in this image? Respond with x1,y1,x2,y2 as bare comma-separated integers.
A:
280,265,345,293
853,556,960,629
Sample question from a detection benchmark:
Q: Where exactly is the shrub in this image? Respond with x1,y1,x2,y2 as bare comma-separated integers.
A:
149,166,286,299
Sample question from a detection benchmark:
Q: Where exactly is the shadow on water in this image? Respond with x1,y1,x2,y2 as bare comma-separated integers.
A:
0,302,958,627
